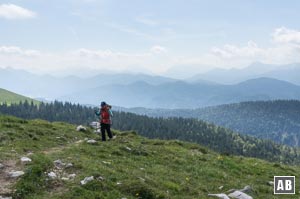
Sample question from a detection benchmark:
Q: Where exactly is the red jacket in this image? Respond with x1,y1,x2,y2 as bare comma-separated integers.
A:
100,106,111,124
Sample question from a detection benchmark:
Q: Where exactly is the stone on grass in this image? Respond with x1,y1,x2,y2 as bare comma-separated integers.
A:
208,193,230,199
76,125,87,132
21,157,32,163
8,171,24,178
80,176,94,185
68,173,76,179
54,159,65,168
228,191,253,199
66,163,73,168
48,172,57,179
0,196,13,199
87,139,97,144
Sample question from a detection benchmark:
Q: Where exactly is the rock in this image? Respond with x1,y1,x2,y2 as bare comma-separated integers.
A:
66,163,73,168
0,163,4,169
208,193,230,199
97,176,105,181
102,161,111,165
239,185,252,193
68,173,76,179
87,139,97,144
80,176,94,185
125,147,132,151
268,181,274,186
21,157,32,163
48,172,57,179
76,125,87,132
54,159,65,168
61,177,69,181
219,186,224,190
8,171,25,178
228,191,253,199
0,196,13,199
116,182,122,185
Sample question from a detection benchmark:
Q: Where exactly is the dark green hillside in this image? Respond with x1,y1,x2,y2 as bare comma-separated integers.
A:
1,101,300,164
121,100,300,147
0,88,39,105
0,116,299,199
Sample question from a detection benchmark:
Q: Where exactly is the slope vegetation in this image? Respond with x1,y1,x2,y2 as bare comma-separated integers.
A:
0,116,299,199
0,88,38,105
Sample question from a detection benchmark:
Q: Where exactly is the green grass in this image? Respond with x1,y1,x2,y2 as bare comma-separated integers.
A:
0,115,299,199
0,88,39,105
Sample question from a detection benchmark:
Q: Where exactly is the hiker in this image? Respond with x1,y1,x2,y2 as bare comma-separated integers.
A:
95,101,115,141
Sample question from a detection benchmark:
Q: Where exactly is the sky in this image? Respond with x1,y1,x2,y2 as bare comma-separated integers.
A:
1,0,300,78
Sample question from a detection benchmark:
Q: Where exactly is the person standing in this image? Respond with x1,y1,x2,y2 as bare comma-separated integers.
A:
95,101,115,141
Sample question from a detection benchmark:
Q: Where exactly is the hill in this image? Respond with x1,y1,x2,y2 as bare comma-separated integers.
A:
0,88,39,105
1,101,300,164
2,68,300,108
59,77,300,108
121,100,300,147
189,62,300,85
0,115,299,198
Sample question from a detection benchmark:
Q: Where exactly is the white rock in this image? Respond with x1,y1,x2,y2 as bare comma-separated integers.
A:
125,147,132,151
97,176,105,181
48,172,57,179
0,196,13,199
61,177,69,181
66,163,73,168
8,171,25,178
54,159,65,168
268,181,274,186
102,161,111,165
80,176,94,185
76,125,87,132
219,186,224,190
21,157,32,163
87,139,97,144
68,173,76,179
116,182,122,185
228,191,253,199
208,193,230,199
0,163,4,169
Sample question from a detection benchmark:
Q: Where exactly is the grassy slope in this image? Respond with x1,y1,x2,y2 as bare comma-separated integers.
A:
0,115,299,199
0,88,39,105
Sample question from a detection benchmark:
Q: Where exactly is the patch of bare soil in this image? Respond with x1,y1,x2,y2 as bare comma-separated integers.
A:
0,160,19,196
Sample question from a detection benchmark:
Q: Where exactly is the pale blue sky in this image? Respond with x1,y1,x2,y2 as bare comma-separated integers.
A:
1,0,300,77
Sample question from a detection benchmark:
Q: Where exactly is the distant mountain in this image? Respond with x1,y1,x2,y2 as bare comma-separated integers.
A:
0,88,39,104
189,62,300,85
60,77,300,108
0,68,176,99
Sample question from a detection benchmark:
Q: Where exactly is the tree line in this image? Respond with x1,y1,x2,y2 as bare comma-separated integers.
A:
0,100,300,164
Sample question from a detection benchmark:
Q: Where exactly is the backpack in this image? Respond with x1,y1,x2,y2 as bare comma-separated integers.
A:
100,107,111,124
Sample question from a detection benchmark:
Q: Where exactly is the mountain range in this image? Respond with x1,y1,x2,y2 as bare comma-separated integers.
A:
1,62,300,108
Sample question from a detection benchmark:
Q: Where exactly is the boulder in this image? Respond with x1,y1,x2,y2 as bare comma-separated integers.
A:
80,176,94,185
48,172,57,179
54,159,65,169
228,191,253,199
87,139,97,144
68,173,76,179
208,193,230,199
21,157,32,163
76,125,87,132
8,171,25,178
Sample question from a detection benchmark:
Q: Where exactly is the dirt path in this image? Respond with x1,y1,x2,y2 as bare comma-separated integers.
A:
0,159,19,197
0,139,84,197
